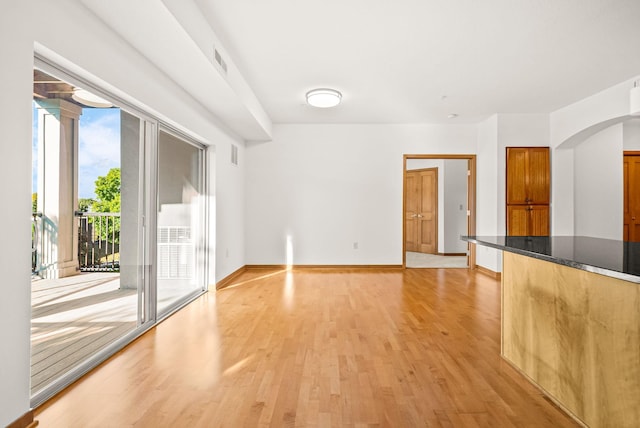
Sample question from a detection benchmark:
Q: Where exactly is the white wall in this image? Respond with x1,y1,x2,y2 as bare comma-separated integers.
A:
443,160,468,253
475,116,500,271
550,79,638,239
574,125,624,239
0,4,32,426
496,114,550,236
214,140,245,281
245,124,477,265
0,1,247,423
475,114,551,273
624,119,640,150
551,79,635,148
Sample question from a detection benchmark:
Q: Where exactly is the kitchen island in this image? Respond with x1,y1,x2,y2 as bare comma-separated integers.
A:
462,236,640,428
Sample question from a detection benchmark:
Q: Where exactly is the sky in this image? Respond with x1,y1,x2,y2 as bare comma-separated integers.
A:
32,103,121,200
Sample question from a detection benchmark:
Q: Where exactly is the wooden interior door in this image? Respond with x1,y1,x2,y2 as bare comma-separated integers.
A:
418,169,437,254
623,153,640,241
404,168,438,254
405,171,420,251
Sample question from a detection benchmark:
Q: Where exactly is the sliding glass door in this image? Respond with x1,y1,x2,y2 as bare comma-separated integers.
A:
156,129,207,315
31,58,209,406
31,66,146,403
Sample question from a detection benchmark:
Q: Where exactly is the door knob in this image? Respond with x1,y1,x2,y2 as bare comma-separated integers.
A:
417,214,423,218
411,214,418,218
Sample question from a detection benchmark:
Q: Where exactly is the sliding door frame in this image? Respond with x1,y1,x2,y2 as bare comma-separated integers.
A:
31,54,210,407
155,125,209,321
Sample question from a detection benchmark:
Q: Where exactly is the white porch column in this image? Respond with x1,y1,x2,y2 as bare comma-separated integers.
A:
119,111,141,290
36,99,81,279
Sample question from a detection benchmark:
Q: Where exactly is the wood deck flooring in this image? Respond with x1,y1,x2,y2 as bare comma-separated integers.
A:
31,273,137,395
35,267,579,427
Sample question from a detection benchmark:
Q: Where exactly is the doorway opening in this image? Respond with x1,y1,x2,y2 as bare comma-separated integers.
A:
402,154,476,268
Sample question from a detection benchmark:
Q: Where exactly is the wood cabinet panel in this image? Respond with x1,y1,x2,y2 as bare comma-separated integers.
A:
506,148,528,205
506,147,549,204
506,205,549,236
527,148,550,204
506,147,550,236
503,251,640,427
506,205,529,236
529,205,550,236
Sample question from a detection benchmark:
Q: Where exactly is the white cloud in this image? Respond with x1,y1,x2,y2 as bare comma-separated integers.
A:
78,109,121,198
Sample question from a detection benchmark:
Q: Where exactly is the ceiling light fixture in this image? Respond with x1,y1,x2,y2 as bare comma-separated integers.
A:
631,80,640,116
306,88,342,108
447,113,458,119
72,88,113,108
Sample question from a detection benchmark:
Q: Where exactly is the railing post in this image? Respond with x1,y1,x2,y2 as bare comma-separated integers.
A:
32,212,44,276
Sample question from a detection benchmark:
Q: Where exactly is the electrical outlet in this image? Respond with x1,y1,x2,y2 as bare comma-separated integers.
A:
353,242,359,250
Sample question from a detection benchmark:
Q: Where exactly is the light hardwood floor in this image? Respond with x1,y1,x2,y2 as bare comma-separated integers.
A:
35,267,578,427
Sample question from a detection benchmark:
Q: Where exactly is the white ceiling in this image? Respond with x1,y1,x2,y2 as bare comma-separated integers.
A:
194,0,640,124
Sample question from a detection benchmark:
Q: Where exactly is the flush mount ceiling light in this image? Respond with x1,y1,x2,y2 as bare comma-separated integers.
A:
306,88,342,108
72,88,113,108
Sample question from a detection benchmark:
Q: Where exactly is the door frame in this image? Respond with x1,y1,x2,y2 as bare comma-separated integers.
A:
623,151,640,241
402,154,476,269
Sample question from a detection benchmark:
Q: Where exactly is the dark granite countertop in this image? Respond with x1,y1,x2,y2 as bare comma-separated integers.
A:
462,235,640,283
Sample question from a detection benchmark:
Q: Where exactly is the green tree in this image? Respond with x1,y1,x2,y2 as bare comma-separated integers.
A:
32,193,37,213
94,168,121,203
78,198,95,213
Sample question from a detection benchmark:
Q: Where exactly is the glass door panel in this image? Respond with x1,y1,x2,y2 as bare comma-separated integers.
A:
156,129,205,314
31,68,145,402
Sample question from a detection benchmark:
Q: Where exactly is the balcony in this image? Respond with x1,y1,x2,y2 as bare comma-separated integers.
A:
32,212,120,276
31,211,200,396
31,272,135,395
31,211,130,396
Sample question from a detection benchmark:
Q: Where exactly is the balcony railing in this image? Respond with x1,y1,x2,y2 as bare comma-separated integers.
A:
32,212,42,274
32,212,193,278
76,212,120,272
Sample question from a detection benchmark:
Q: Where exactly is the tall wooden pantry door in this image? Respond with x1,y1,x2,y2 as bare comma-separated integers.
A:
506,147,550,236
405,168,438,254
